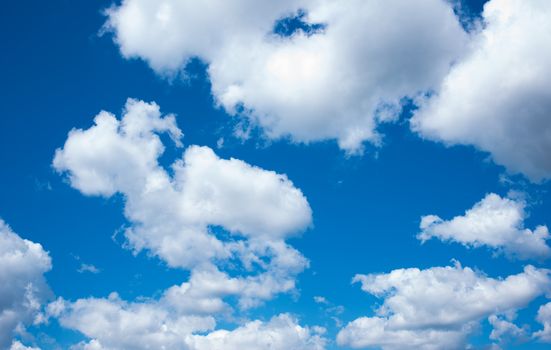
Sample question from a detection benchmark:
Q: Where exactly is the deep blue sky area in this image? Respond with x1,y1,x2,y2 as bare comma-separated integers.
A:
1,1,550,349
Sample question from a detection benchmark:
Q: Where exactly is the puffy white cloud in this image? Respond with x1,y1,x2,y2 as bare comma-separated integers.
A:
52,99,182,197
0,220,51,349
535,302,551,342
54,293,214,350
186,314,326,350
411,0,551,181
105,0,467,153
9,341,41,350
418,193,550,260
337,316,468,350
488,314,526,342
51,99,322,348
337,262,551,349
53,99,312,309
53,293,324,350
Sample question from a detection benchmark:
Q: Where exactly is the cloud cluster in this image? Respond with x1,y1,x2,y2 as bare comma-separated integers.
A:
50,293,324,350
31,1,551,348
412,0,551,181
0,220,51,349
51,293,214,350
186,314,326,350
105,0,551,182
53,99,312,309
337,262,551,349
52,99,324,347
418,193,550,260
105,0,467,153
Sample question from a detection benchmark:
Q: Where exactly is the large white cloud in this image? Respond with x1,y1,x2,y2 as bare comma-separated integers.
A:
337,316,468,350
535,302,551,342
51,99,323,348
53,98,312,309
105,0,467,153
186,313,326,350
418,193,550,260
337,262,551,349
411,0,551,181
51,294,325,350
0,220,51,349
52,293,214,350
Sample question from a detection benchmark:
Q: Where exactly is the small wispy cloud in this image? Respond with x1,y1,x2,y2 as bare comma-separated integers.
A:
77,263,100,274
314,295,345,327
313,296,329,304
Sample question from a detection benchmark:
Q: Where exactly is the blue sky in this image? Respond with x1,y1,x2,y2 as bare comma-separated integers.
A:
1,0,551,349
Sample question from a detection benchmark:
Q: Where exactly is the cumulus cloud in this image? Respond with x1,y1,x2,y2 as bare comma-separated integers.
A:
186,313,326,350
51,293,324,350
337,316,468,350
418,193,550,260
9,341,41,350
104,0,467,153
488,314,526,343
337,262,551,349
535,302,551,342
0,220,51,349
51,99,323,347
53,98,312,310
53,293,214,350
411,0,551,181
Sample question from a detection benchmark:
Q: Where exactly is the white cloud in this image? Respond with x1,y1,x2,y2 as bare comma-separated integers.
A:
337,316,468,350
488,314,526,343
53,99,312,309
418,193,550,260
535,302,551,342
313,296,328,304
77,264,100,274
54,293,214,350
52,293,324,350
51,99,323,348
0,220,51,349
105,0,467,153
411,0,551,181
337,262,551,349
186,314,326,350
10,341,41,350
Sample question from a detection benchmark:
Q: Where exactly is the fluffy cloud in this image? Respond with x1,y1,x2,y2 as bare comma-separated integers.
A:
53,293,214,350
9,341,41,350
418,193,550,260
411,0,551,181
186,314,326,350
52,294,324,350
488,315,526,343
105,0,467,153
51,99,325,348
0,220,51,349
337,262,551,349
535,302,551,342
53,99,311,309
337,317,468,350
